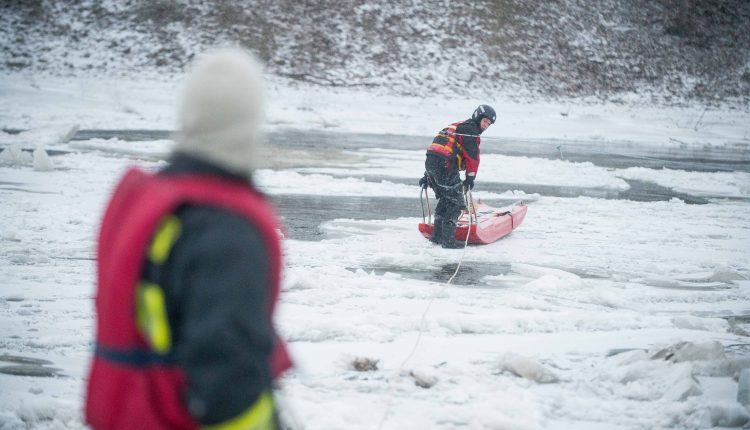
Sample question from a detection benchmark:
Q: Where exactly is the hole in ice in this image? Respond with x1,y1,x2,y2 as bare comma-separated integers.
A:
0,355,61,378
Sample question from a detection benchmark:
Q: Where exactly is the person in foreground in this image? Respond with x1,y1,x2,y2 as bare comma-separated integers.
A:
86,48,292,429
420,104,496,248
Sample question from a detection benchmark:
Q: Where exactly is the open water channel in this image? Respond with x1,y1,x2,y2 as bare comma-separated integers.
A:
65,127,750,243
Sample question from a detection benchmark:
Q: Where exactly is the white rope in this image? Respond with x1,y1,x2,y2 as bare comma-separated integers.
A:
445,128,742,172
377,189,474,430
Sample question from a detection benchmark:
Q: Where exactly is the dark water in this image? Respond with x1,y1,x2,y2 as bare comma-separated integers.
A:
271,194,536,241
355,261,515,287
0,354,61,377
268,181,708,243
271,195,418,241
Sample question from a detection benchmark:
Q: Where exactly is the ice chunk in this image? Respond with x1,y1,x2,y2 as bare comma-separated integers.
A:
513,263,582,287
738,368,750,408
673,341,726,362
651,341,726,362
0,144,32,165
672,316,729,332
33,147,53,171
661,376,702,401
408,367,438,388
709,402,750,427
59,124,80,143
497,352,559,383
698,356,750,378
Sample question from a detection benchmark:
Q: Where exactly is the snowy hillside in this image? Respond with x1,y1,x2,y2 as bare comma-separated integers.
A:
2,0,749,105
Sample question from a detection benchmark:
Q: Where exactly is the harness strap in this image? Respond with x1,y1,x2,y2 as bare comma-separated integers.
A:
95,343,178,366
427,124,465,170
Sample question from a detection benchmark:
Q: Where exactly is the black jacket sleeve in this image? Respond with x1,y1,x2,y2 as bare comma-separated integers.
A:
163,205,275,425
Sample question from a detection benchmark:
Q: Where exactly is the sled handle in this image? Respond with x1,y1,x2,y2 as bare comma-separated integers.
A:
464,188,478,225
420,187,432,224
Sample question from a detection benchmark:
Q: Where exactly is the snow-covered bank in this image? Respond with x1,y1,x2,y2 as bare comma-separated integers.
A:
3,1,748,105
2,74,749,149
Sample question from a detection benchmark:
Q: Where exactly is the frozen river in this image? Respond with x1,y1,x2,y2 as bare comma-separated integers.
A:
2,124,750,429
65,128,750,239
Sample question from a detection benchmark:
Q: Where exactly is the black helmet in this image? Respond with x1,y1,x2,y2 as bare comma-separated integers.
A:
472,104,496,124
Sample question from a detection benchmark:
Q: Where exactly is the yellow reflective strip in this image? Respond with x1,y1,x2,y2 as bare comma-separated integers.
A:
148,215,182,264
202,392,276,430
135,282,172,354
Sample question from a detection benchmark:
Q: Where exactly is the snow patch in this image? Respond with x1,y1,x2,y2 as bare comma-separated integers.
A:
496,352,559,383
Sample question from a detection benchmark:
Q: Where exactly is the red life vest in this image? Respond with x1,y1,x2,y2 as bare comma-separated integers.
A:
427,122,467,170
427,121,483,175
86,167,292,430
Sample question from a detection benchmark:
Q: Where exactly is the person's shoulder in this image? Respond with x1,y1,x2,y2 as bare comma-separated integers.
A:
456,119,480,134
177,205,265,247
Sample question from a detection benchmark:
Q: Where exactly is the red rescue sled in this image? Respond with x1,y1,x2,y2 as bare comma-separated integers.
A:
418,190,527,245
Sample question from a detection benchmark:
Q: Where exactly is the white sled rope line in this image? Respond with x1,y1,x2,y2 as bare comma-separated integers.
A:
276,191,476,430
478,135,742,173
377,188,475,430
445,130,741,173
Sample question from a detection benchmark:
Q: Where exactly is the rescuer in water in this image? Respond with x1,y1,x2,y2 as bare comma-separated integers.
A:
86,48,292,429
420,104,496,248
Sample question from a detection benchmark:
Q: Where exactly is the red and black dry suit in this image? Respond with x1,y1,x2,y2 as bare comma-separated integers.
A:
425,118,482,241
86,154,292,429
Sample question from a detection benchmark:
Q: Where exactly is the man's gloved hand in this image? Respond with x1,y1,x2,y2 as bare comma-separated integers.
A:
463,175,475,190
419,173,430,190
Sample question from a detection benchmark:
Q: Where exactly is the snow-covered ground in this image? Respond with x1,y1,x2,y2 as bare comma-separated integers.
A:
1,73,750,429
